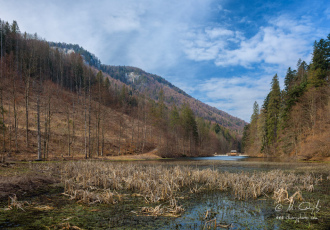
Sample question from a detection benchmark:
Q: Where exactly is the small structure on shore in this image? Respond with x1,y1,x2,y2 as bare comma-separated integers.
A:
227,150,239,156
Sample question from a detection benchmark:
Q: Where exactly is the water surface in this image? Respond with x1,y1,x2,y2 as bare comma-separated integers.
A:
187,155,249,161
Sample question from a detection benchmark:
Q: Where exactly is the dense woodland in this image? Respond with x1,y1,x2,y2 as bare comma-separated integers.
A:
0,19,241,161
242,35,330,159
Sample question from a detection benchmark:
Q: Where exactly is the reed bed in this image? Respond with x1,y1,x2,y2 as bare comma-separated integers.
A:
5,194,30,211
36,161,322,216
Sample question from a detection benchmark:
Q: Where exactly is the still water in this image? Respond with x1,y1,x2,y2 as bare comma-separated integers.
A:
187,155,249,161
166,191,279,229
184,155,286,162
155,157,327,230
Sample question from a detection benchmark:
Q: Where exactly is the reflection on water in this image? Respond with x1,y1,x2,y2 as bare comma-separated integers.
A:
185,155,284,162
154,157,326,230
187,155,249,161
164,191,281,230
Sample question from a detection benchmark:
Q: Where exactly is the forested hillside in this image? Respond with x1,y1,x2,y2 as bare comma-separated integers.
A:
50,42,247,133
242,35,330,160
0,19,242,161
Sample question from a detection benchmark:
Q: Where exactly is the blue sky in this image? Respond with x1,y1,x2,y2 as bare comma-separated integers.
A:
1,0,329,121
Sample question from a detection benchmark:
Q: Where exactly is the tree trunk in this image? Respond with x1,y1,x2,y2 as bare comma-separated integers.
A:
118,115,122,155
0,89,5,162
84,83,88,159
88,70,91,158
37,85,42,160
46,95,51,159
8,102,11,157
137,112,140,151
25,75,30,147
0,25,4,160
130,117,134,151
97,107,100,156
72,94,75,158
101,116,104,156
13,79,18,153
67,108,71,157
141,111,147,154
43,103,47,159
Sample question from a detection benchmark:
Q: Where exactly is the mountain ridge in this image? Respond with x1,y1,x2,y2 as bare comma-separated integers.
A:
49,42,247,133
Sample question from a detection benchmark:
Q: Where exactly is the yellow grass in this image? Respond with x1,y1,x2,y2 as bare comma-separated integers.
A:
33,161,322,213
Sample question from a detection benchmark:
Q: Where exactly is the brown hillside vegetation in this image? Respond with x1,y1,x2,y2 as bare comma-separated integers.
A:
49,43,247,133
1,79,157,161
0,19,241,161
99,65,247,133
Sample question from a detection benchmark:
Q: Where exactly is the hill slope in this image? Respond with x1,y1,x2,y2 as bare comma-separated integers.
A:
100,65,247,133
49,42,247,133
242,35,329,160
0,19,244,161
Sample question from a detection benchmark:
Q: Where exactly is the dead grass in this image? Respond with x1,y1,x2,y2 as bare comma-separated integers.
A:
104,150,162,161
4,194,30,211
31,161,323,218
0,174,58,200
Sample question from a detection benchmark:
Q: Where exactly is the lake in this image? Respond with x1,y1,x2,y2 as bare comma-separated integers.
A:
187,155,249,161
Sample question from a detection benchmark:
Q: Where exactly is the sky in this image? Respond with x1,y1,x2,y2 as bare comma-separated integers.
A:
1,0,329,122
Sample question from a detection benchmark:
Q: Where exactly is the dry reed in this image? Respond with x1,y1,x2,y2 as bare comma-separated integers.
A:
5,194,30,211
37,161,321,216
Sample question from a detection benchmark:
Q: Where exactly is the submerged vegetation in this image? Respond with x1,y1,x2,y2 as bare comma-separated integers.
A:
30,161,327,217
1,160,329,229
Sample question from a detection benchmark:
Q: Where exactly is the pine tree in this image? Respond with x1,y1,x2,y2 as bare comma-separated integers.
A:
250,101,259,123
309,34,330,86
266,74,281,150
170,105,180,128
259,93,270,153
181,103,198,155
284,67,296,92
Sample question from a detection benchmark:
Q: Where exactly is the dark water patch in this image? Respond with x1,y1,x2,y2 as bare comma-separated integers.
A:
164,184,330,230
166,191,281,229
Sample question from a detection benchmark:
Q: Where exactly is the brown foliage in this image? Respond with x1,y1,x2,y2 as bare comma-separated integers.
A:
0,174,57,200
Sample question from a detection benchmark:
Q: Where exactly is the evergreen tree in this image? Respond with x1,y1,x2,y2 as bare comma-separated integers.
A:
260,93,270,153
157,88,165,120
120,85,128,105
266,74,281,148
181,103,198,143
170,105,180,129
104,77,110,89
242,124,250,152
309,34,330,86
213,123,221,134
296,60,308,84
96,71,104,84
284,67,296,92
250,101,259,123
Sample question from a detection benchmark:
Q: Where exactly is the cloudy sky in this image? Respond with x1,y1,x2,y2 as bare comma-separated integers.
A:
1,0,329,121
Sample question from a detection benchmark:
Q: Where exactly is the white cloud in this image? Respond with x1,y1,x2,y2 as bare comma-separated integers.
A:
183,15,320,69
182,27,236,61
0,0,213,72
1,0,329,123
197,75,273,122
205,28,234,38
